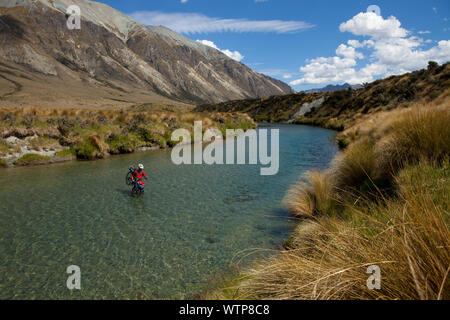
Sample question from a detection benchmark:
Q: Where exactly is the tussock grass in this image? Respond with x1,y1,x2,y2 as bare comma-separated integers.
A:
223,162,449,300
375,105,450,174
217,101,450,300
334,140,378,191
75,134,109,160
0,106,255,163
284,170,336,218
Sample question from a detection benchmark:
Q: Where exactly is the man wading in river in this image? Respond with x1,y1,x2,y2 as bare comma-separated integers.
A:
132,164,148,190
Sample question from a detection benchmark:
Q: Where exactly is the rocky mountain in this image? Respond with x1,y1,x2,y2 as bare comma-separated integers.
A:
0,0,293,108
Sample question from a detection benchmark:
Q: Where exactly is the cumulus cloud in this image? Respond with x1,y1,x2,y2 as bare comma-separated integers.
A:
129,11,313,34
196,40,244,61
336,44,364,59
290,11,450,87
290,56,369,85
339,12,408,39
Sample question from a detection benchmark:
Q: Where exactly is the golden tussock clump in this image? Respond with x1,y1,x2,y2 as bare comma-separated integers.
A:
284,170,335,218
212,99,450,300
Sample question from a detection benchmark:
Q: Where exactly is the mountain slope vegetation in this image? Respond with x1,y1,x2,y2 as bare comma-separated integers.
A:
197,62,450,130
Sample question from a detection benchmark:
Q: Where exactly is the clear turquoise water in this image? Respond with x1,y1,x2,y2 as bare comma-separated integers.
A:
0,124,338,299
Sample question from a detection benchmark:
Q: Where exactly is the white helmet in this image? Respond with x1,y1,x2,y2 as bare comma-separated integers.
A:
138,164,144,170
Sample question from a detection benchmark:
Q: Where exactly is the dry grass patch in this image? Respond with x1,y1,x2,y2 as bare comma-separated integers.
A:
213,103,450,300
375,105,450,174
232,162,449,300
284,170,336,218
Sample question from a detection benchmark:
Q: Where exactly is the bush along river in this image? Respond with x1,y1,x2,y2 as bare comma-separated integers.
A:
0,124,338,299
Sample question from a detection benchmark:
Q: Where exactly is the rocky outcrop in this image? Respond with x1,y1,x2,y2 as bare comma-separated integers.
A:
288,97,325,123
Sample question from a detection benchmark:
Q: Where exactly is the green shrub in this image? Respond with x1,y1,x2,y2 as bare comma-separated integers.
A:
55,148,76,157
0,139,11,155
0,158,8,168
107,134,141,154
14,153,51,166
75,139,97,159
75,135,108,160
336,135,350,149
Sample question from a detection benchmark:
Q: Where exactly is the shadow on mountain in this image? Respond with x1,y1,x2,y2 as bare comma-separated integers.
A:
0,15,25,38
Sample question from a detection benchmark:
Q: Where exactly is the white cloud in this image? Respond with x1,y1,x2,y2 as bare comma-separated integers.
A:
347,40,363,48
181,0,188,3
129,11,313,34
339,12,408,39
196,40,244,61
283,74,292,79
290,56,370,85
418,30,431,34
221,49,245,62
336,44,364,59
290,11,450,87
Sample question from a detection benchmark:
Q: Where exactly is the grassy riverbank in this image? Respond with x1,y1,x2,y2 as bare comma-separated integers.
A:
204,99,449,300
0,106,255,167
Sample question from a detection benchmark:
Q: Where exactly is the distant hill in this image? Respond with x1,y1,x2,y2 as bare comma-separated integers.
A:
303,83,363,93
196,62,450,131
304,83,351,93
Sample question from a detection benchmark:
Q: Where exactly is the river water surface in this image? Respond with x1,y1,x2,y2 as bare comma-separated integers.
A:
0,124,338,299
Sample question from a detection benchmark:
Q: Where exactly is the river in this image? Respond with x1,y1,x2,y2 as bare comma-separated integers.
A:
0,124,338,299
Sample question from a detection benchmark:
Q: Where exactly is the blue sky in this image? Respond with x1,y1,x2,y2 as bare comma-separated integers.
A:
100,0,450,91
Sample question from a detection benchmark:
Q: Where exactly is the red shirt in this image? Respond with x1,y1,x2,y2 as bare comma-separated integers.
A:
133,169,147,180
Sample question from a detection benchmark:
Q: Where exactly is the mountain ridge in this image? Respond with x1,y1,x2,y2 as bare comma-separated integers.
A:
0,0,293,108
